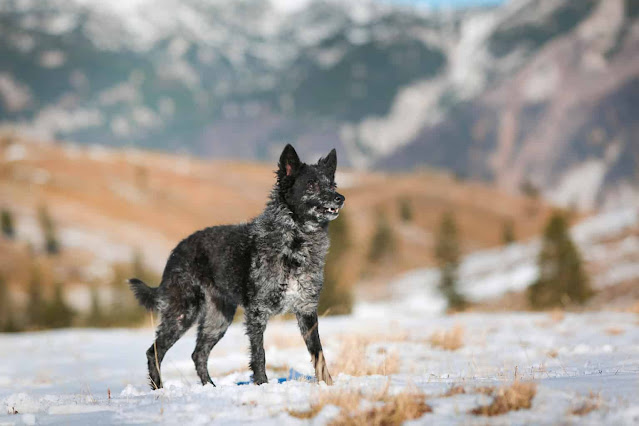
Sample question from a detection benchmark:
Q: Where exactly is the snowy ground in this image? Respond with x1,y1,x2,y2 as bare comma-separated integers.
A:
1,310,637,425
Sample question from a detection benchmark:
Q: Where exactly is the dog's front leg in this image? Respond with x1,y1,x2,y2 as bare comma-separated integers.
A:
245,310,268,385
296,311,333,385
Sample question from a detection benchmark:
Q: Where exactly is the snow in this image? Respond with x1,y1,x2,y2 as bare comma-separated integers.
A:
380,209,639,314
0,310,637,424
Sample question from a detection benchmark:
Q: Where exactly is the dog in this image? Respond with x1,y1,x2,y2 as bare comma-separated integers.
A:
129,144,345,389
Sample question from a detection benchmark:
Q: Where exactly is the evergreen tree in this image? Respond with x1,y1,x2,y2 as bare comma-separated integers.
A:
38,205,60,255
319,212,353,315
502,219,516,245
26,267,46,329
86,286,104,327
435,212,466,310
0,274,19,332
1,208,15,239
368,211,396,263
399,198,413,223
528,212,592,309
44,283,74,328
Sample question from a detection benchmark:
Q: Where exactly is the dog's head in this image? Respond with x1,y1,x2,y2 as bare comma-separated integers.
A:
276,144,345,224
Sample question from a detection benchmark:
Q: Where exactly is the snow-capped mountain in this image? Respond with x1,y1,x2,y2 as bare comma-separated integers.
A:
0,0,636,208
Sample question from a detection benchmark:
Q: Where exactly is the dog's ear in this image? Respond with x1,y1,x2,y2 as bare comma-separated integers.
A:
318,148,337,180
279,144,301,177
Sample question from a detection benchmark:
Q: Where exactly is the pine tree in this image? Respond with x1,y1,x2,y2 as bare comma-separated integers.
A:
1,208,15,239
26,267,46,329
318,212,353,315
502,219,515,245
368,211,396,263
528,212,592,309
86,286,104,327
435,212,466,310
38,205,60,255
399,198,413,223
44,283,74,328
0,274,19,332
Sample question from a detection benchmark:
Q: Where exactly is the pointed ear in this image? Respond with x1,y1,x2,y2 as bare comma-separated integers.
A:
318,148,337,179
279,144,301,177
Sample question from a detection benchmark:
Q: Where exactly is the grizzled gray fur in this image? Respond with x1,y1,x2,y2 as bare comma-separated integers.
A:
129,144,344,389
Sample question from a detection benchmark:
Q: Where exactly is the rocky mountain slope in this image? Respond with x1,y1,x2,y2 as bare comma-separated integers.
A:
0,0,636,208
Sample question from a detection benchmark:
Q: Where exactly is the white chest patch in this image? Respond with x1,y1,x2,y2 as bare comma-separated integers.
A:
281,275,305,313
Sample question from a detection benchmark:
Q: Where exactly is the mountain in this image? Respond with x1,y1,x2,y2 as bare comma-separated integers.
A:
0,0,636,209
380,0,639,210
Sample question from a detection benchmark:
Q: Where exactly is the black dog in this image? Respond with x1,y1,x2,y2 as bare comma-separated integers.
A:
129,145,344,389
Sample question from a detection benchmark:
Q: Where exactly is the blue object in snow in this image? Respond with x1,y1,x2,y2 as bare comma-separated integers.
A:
237,368,315,385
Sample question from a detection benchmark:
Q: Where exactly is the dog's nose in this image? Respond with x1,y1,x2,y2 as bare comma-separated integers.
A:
334,194,345,205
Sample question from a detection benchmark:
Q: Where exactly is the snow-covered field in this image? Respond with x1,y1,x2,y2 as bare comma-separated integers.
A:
1,309,637,425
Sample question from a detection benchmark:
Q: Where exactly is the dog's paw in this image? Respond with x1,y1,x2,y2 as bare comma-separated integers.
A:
313,351,333,385
253,375,268,385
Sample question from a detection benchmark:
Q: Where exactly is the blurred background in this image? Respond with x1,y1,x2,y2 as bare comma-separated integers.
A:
0,0,637,331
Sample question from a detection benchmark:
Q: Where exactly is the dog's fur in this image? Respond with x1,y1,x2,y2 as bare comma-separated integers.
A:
129,145,345,389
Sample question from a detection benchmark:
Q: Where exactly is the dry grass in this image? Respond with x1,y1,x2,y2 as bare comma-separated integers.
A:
429,325,464,351
549,310,565,323
473,386,496,395
605,327,625,336
441,385,466,397
470,381,536,416
570,392,602,416
547,349,559,358
289,385,432,425
332,336,400,376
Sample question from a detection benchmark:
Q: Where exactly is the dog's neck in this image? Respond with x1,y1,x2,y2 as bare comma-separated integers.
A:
261,188,327,235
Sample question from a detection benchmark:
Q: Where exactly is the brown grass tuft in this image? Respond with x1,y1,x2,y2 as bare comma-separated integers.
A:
547,349,559,358
441,385,466,397
429,325,464,351
333,391,432,426
471,381,536,416
289,386,432,425
333,336,400,376
473,386,496,395
605,327,624,336
549,310,565,323
570,392,602,416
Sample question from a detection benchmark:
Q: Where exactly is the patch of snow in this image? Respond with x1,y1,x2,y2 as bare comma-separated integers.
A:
0,311,636,424
39,50,67,68
548,160,607,211
4,143,27,162
0,73,32,112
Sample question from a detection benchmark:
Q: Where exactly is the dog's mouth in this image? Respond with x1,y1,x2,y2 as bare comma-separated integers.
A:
323,206,340,215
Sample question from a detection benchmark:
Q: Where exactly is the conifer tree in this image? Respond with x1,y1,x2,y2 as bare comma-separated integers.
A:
38,205,60,254
44,283,74,328
1,208,15,239
399,198,413,223
368,211,396,263
0,274,19,331
528,212,592,309
435,212,466,310
319,212,353,315
26,267,46,328
502,219,515,245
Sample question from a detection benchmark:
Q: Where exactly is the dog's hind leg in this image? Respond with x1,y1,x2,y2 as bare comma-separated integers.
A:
147,309,197,390
192,297,236,386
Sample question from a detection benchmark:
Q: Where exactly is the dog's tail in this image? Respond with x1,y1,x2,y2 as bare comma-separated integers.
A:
128,278,159,311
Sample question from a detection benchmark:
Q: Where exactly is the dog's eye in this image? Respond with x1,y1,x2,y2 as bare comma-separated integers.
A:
330,182,337,190
306,180,319,192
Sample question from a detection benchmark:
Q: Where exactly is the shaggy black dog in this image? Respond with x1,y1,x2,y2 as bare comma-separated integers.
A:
129,144,345,389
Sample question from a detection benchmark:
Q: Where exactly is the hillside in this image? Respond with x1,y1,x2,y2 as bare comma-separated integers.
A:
0,136,552,297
